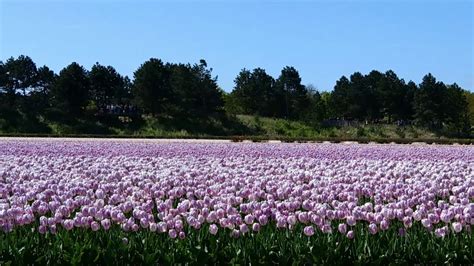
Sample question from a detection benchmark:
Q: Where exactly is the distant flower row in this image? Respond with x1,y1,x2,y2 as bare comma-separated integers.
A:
0,140,472,239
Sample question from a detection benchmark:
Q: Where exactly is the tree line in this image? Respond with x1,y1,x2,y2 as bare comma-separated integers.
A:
226,68,471,136
0,55,472,137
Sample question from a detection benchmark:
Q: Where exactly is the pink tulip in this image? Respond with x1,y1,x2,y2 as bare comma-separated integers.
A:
346,230,355,239
209,224,218,235
452,222,462,233
303,226,315,236
169,229,177,239
338,223,347,234
91,221,100,231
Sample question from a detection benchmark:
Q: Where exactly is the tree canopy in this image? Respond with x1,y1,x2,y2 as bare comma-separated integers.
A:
51,62,90,116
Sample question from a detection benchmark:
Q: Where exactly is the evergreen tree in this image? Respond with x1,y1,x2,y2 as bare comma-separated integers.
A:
414,73,445,128
132,58,172,115
275,66,309,119
2,55,38,107
90,63,129,110
52,62,90,117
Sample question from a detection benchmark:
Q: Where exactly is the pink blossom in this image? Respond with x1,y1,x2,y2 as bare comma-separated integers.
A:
303,226,314,236
209,224,218,235
346,230,355,239
338,223,347,234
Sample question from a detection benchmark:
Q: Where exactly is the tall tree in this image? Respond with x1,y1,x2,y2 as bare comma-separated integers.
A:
89,63,129,110
413,73,446,128
251,68,277,116
275,66,309,119
304,84,327,123
330,76,351,119
443,83,470,135
464,91,474,125
378,70,406,122
0,61,6,100
230,68,276,116
190,60,224,117
27,66,56,113
347,72,368,120
170,60,224,118
132,58,172,115
52,62,90,116
2,55,38,107
230,69,253,115
365,70,384,121
319,91,333,119
400,81,416,121
133,58,223,118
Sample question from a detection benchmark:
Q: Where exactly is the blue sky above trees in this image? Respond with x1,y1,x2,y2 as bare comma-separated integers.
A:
1,0,472,92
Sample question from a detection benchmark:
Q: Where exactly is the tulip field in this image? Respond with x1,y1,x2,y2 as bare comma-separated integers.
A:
0,139,473,264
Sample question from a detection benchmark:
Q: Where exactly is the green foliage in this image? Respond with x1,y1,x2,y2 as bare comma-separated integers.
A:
28,66,56,113
465,91,474,125
356,127,366,137
52,62,90,117
229,68,277,116
275,66,310,119
330,75,351,119
330,70,415,122
0,224,472,265
170,60,224,119
443,83,470,136
133,58,224,119
413,75,470,137
0,108,51,134
300,85,329,124
227,66,310,120
395,127,406,138
414,73,445,128
89,63,130,109
132,58,172,115
223,92,244,115
3,55,37,99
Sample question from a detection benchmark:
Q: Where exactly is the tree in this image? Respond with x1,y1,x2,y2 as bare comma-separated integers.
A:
400,81,416,121
132,58,172,115
223,91,243,115
230,69,253,115
89,63,129,110
230,68,276,116
378,70,406,122
330,76,351,119
52,62,90,117
189,60,224,117
275,66,309,119
2,55,38,107
0,61,7,103
347,72,368,120
168,60,223,118
414,73,446,128
303,84,327,123
320,92,333,118
133,58,223,119
444,83,470,136
364,70,384,121
464,90,474,125
251,68,277,116
27,66,56,113
121,76,133,105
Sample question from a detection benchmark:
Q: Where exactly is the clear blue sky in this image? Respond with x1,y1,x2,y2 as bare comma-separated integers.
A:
1,0,472,92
